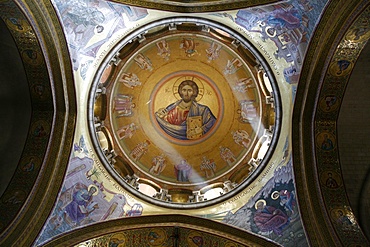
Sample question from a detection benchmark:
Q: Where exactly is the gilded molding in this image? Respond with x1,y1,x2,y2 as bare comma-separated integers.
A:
109,0,280,12
292,0,370,246
0,0,76,246
43,215,279,247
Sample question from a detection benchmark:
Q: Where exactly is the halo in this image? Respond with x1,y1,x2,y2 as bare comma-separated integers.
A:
271,191,280,200
254,199,266,209
88,184,99,196
173,74,204,101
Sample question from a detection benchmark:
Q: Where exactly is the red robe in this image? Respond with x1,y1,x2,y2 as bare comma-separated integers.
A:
254,206,288,235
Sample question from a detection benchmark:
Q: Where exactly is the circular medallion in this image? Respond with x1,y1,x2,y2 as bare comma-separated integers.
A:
89,18,280,207
329,60,353,77
147,228,167,246
319,94,340,112
187,231,204,247
225,242,239,247
316,132,336,151
108,233,127,247
320,170,342,189
5,17,31,33
149,71,222,145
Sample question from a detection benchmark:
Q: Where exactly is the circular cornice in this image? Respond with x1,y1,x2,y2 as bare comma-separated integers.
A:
109,0,279,13
88,17,281,209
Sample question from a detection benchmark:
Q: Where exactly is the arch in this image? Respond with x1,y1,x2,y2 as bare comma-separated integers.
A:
292,1,370,246
43,214,279,247
0,0,76,245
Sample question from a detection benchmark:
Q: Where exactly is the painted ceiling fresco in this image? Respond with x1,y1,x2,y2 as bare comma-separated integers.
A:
1,0,368,246
91,19,279,206
30,0,333,246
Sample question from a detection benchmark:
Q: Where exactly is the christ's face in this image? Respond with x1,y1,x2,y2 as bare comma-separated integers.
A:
180,85,194,103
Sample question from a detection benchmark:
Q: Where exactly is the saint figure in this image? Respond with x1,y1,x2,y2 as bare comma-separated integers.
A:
174,160,192,182
64,185,98,225
253,200,289,236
